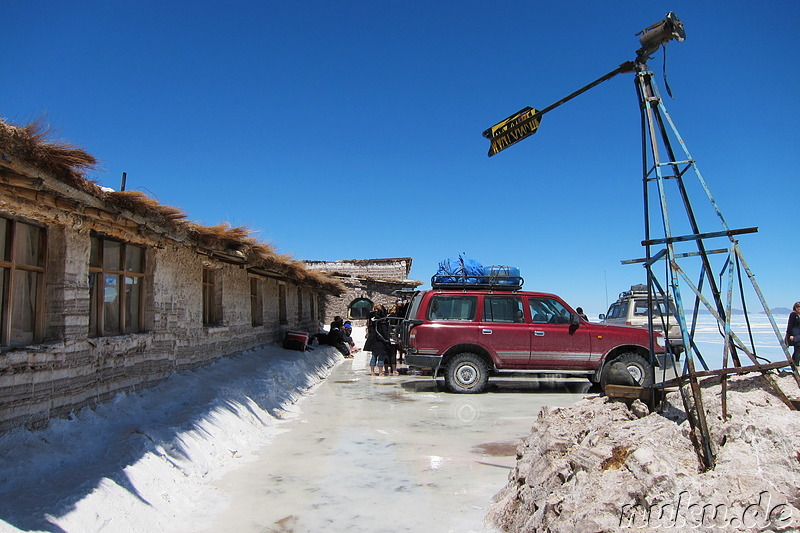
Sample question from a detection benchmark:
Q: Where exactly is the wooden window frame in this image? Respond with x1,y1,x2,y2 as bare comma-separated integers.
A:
318,294,326,321
296,286,303,322
278,283,287,325
250,277,263,327
0,217,46,347
89,235,146,337
202,268,222,326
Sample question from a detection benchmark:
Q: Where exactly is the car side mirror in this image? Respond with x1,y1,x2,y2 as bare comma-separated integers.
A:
599,314,606,320
571,314,581,325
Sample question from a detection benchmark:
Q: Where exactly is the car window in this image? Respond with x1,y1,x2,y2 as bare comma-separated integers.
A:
618,301,629,319
529,297,571,324
428,295,477,321
606,303,619,319
483,296,524,323
634,299,650,316
633,298,675,316
408,293,424,319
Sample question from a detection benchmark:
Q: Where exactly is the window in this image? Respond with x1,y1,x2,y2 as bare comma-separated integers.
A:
278,283,287,325
0,217,46,346
297,286,303,321
633,299,651,316
202,268,222,326
317,294,326,320
250,277,263,326
529,297,571,324
484,296,524,323
349,298,373,319
89,235,145,336
633,298,675,316
428,295,477,321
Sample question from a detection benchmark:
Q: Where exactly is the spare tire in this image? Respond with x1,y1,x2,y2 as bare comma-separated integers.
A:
600,352,654,390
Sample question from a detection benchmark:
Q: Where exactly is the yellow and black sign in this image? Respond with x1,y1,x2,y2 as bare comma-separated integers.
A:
483,106,541,157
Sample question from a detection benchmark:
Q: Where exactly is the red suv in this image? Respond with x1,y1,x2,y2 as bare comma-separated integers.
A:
400,286,663,393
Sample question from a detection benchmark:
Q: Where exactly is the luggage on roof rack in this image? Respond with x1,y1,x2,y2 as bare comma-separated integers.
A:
619,284,653,298
431,265,523,291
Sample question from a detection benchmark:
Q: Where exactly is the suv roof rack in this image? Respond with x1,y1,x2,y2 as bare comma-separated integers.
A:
430,274,524,291
619,284,674,301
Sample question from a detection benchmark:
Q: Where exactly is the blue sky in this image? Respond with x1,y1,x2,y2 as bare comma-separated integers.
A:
4,1,798,316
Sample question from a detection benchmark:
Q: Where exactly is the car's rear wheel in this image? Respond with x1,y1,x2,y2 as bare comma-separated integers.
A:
605,351,654,388
444,353,489,394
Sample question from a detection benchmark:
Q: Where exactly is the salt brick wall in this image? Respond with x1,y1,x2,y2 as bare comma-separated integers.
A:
304,259,410,281
0,215,323,433
304,260,417,326
322,278,411,326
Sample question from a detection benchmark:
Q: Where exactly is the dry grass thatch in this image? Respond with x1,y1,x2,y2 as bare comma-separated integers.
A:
0,119,100,194
0,118,345,294
104,190,188,227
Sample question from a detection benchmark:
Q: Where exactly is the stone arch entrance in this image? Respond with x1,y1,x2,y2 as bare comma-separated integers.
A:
348,298,373,320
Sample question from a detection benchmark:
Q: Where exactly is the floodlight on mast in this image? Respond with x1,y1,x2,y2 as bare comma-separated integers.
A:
635,11,685,61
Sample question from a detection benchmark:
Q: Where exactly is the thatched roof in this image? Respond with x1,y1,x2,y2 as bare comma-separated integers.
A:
0,120,99,194
0,119,343,294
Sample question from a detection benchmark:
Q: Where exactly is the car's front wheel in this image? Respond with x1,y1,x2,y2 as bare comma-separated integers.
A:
444,353,489,394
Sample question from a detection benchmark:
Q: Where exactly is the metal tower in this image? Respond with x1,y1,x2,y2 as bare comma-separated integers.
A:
483,12,799,469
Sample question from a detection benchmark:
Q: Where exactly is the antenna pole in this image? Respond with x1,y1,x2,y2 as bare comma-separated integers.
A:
483,62,635,144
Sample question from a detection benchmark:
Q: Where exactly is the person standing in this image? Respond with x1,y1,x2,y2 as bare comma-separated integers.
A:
388,301,407,368
786,302,800,365
365,304,389,376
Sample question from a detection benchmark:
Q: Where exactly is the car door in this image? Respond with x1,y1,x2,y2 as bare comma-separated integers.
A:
480,295,530,368
527,296,592,369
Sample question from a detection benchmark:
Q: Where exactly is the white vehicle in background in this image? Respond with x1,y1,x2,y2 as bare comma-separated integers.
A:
600,284,684,358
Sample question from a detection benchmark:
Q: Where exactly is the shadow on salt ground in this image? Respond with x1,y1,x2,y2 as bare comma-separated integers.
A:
401,377,596,395
0,345,340,533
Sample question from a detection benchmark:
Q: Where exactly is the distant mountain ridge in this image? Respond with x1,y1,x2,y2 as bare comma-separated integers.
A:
694,307,791,316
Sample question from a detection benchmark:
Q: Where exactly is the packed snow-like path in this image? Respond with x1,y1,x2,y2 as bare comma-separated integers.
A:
197,353,590,533
0,343,342,533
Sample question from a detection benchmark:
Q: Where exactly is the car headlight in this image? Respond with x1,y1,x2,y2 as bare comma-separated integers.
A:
654,334,666,348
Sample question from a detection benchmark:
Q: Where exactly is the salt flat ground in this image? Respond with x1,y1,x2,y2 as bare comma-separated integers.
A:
0,315,788,532
199,352,591,533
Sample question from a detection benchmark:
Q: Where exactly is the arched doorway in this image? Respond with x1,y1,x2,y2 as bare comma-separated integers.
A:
348,298,373,319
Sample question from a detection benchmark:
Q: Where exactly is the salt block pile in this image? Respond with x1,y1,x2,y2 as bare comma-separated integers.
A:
487,372,800,532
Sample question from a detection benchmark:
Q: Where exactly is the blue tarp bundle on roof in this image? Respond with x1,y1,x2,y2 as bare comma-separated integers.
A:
433,255,523,289
435,254,484,284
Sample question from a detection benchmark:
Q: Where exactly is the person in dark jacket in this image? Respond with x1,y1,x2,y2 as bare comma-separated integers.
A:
786,302,800,365
327,316,351,357
392,300,409,365
365,304,389,375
